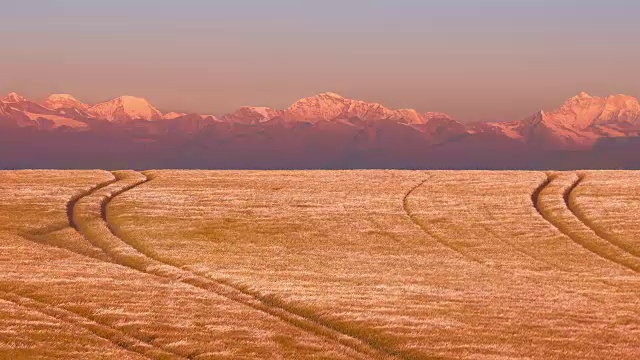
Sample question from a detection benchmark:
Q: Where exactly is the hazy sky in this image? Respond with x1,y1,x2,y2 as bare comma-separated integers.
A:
1,0,639,122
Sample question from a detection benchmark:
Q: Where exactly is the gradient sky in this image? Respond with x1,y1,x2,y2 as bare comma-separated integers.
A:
2,0,639,122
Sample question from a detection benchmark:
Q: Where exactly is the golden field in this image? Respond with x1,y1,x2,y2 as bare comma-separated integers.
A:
0,170,638,359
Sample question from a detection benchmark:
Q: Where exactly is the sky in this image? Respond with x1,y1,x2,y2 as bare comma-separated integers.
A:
1,0,639,122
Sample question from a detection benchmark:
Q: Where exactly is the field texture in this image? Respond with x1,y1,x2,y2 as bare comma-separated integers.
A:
0,170,638,359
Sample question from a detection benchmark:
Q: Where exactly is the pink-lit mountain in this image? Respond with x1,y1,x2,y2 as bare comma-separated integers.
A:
471,92,640,149
1,91,639,169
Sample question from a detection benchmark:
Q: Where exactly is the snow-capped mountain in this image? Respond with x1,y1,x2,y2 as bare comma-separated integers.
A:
281,92,449,124
87,96,163,122
220,92,457,128
3,92,26,103
0,92,88,129
163,112,187,120
42,94,89,111
221,106,282,124
3,90,640,169
474,92,640,149
3,90,639,149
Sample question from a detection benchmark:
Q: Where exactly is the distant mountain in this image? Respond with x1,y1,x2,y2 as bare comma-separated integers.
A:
87,96,163,122
281,92,454,125
221,107,282,124
163,112,187,120
1,90,639,169
3,92,26,103
43,94,89,111
0,93,88,129
472,92,640,149
215,93,466,146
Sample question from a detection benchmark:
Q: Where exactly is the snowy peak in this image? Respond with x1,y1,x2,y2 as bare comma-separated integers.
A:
554,92,640,128
3,92,26,103
222,106,281,124
391,109,455,125
284,92,353,122
423,112,455,121
480,92,640,149
163,112,187,120
282,92,454,125
88,96,163,122
43,94,89,111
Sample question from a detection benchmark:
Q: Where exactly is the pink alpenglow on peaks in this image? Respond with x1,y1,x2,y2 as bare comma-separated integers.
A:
474,92,640,149
87,96,163,122
3,92,26,103
43,94,89,111
281,92,452,125
2,90,640,158
1,90,640,169
221,107,282,124
163,112,188,120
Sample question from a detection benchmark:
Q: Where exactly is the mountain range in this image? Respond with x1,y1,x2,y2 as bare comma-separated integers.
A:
1,91,639,169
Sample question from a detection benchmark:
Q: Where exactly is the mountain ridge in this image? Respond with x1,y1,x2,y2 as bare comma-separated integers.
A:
473,92,640,149
2,91,639,167
87,96,163,122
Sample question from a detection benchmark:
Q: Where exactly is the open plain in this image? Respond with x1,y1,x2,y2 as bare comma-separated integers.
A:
0,170,638,359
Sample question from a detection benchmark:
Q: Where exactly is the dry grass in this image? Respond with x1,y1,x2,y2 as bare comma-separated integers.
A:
0,170,114,235
570,171,640,258
0,169,638,359
0,285,145,360
107,170,639,359
0,170,364,359
537,172,640,272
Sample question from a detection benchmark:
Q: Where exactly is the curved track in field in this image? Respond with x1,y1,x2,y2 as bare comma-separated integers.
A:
403,174,610,305
403,175,560,271
402,177,484,264
403,175,560,270
21,177,117,241
72,170,402,360
0,290,183,360
534,173,640,273
565,175,640,259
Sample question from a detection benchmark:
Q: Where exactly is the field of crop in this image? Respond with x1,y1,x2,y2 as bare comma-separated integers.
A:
0,170,638,359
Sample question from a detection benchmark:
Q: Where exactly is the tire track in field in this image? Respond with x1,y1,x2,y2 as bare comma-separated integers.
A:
403,174,607,305
19,230,113,263
3,176,191,359
534,173,640,273
566,175,640,259
68,177,118,232
403,176,484,264
455,174,562,271
0,290,183,360
530,175,550,220
21,175,117,238
76,170,401,360
378,175,548,270
18,176,118,263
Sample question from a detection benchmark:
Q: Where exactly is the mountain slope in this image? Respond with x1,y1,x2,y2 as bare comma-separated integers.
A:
88,96,163,122
0,93,88,129
222,107,282,124
163,112,187,120
42,94,89,111
2,90,640,169
280,92,453,125
474,92,640,149
3,92,26,103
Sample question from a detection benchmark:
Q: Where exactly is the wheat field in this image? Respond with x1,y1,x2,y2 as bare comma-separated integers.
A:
0,170,638,359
